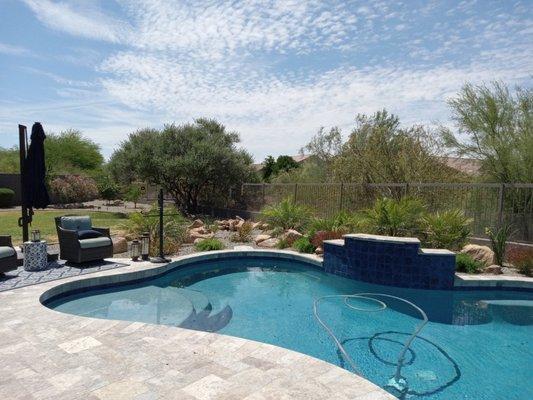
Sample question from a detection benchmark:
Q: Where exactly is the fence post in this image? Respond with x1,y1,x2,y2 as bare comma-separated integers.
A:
339,183,344,212
294,183,298,202
404,182,409,198
497,183,505,226
261,183,266,207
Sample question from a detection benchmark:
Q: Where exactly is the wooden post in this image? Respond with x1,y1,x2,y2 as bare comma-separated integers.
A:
18,124,29,243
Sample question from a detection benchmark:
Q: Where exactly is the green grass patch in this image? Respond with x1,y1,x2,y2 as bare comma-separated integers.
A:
0,210,128,245
194,238,225,251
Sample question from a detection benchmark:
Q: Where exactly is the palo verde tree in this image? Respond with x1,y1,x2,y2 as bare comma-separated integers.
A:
109,119,255,213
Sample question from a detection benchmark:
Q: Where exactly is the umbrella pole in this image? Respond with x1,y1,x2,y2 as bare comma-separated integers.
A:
18,124,29,243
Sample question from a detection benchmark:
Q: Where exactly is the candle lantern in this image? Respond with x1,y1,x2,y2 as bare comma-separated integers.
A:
141,232,150,260
31,229,41,242
130,239,141,261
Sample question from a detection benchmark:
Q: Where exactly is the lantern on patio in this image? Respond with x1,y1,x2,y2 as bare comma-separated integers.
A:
141,232,150,260
130,239,141,261
31,229,41,242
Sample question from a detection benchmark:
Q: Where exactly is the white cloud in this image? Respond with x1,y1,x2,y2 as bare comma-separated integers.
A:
0,42,32,56
21,0,132,43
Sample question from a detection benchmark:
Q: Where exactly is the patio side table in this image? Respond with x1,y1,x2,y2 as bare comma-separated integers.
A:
23,240,48,271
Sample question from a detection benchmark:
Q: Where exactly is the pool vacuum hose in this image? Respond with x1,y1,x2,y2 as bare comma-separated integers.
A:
313,293,429,392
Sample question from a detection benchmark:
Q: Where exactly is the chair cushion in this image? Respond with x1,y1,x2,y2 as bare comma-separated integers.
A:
79,237,112,249
61,216,92,231
0,246,16,259
77,229,103,240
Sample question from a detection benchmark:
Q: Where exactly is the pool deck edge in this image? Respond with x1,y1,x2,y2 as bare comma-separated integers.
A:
0,250,394,400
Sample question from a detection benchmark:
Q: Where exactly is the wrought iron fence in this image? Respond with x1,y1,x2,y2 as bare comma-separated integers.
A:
235,182,533,243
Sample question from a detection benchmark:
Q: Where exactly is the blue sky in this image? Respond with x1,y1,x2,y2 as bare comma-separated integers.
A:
0,0,531,161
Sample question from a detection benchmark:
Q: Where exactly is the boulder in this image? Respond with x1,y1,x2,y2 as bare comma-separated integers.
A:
315,246,324,256
461,245,495,266
187,227,214,243
257,238,280,248
254,234,271,244
235,220,245,230
484,265,503,275
188,219,204,229
112,236,128,254
281,229,303,245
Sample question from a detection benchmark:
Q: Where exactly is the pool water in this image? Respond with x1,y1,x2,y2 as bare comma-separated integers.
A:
45,257,533,399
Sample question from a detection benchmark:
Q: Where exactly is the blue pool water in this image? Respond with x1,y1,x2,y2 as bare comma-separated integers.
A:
45,257,533,399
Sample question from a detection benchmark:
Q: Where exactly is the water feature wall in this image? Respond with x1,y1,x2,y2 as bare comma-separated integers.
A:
323,234,456,290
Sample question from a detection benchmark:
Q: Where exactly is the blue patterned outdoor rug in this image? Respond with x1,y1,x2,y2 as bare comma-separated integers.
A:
0,260,128,292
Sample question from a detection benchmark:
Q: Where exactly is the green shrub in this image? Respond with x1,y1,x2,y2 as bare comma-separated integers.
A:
231,221,253,242
293,236,316,253
260,198,312,230
125,205,187,255
358,197,425,236
516,258,532,277
486,224,514,266
456,253,483,274
195,238,225,251
276,238,290,249
422,209,472,250
309,211,357,234
0,188,15,208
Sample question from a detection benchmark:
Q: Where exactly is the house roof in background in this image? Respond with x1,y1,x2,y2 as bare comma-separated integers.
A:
437,156,482,176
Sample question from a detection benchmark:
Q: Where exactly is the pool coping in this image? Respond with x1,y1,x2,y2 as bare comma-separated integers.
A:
0,249,395,400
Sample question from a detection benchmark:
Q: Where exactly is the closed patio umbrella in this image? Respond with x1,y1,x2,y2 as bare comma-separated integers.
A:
23,122,50,211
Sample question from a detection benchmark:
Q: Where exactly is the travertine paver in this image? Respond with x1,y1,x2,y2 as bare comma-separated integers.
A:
0,252,395,400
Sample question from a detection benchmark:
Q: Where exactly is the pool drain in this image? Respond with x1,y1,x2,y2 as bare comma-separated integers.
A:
313,293,428,392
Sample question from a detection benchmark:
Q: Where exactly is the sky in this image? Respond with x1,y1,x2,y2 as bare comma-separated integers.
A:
0,0,532,162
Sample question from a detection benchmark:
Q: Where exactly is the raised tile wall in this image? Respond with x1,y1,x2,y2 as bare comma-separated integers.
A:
323,235,456,290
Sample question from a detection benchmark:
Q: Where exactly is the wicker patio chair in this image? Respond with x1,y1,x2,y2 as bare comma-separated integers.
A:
0,235,18,274
55,216,113,264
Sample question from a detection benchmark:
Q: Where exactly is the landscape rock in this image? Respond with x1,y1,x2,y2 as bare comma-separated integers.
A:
112,236,128,254
188,219,204,229
194,238,205,245
281,229,303,245
254,234,271,244
461,244,495,266
315,246,324,256
257,238,280,248
484,265,503,274
187,227,214,242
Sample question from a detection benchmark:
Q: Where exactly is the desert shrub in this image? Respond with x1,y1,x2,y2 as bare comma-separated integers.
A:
309,211,357,234
270,226,284,237
516,259,532,277
260,198,312,230
124,184,142,208
422,209,472,250
49,175,99,204
125,205,187,256
195,238,225,251
293,236,316,253
486,224,514,266
231,221,253,242
456,253,483,274
358,197,425,236
276,237,290,249
0,188,15,208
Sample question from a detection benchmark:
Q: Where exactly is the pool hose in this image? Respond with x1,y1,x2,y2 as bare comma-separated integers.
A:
313,293,428,391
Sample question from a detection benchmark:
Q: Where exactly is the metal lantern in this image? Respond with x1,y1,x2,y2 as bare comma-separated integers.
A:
31,229,41,242
130,239,141,261
141,232,150,260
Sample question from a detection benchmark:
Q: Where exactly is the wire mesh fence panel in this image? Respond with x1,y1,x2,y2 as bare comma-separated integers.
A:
227,182,533,242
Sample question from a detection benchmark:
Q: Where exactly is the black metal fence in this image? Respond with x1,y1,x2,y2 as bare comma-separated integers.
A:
234,182,533,243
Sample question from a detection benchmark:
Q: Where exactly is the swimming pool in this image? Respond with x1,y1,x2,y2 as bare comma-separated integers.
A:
44,256,533,399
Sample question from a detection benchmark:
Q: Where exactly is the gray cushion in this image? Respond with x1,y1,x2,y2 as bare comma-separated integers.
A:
0,246,16,259
79,237,112,249
61,216,92,231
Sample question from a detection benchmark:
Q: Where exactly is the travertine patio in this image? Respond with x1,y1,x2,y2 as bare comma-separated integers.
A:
0,252,395,400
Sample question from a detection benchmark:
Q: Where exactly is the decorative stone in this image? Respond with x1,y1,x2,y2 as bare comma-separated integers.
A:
254,234,271,244
187,227,214,242
461,244,495,266
281,229,302,245
315,246,324,255
112,236,128,254
484,265,503,274
257,238,280,248
188,219,204,229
